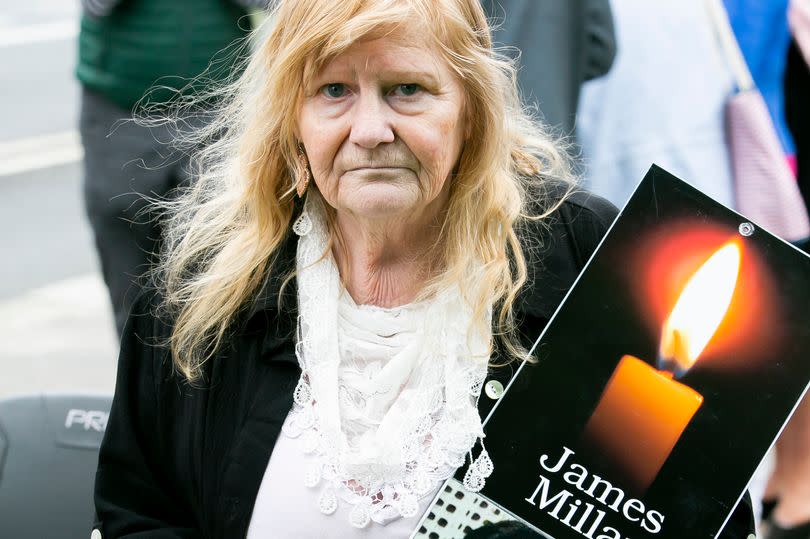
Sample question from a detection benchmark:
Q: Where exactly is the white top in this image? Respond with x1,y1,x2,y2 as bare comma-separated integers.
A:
246,293,439,537
246,414,439,538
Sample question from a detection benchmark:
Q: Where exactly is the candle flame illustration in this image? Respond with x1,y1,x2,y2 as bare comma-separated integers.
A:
659,240,741,373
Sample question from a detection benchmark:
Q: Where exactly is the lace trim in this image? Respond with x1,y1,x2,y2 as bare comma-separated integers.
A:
283,194,493,527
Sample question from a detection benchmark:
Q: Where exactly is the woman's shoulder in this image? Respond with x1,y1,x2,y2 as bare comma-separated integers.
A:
125,285,174,345
115,285,179,391
530,180,619,244
556,186,619,226
517,181,619,320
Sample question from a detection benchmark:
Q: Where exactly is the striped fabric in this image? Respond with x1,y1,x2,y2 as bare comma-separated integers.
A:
81,0,269,18
727,89,810,241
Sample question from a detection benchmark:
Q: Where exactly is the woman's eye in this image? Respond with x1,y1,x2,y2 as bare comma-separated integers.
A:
392,84,422,97
321,83,347,98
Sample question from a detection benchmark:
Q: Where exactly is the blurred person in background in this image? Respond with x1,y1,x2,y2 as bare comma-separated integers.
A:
77,0,267,336
481,0,615,143
575,0,738,209
763,2,810,538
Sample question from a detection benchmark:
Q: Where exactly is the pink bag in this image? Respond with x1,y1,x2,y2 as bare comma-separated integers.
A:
708,0,810,241
726,90,810,241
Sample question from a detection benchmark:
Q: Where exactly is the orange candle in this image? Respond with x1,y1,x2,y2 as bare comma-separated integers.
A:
583,240,742,494
583,354,703,493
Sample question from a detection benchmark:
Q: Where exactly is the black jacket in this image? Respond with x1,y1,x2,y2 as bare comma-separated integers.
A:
93,190,754,538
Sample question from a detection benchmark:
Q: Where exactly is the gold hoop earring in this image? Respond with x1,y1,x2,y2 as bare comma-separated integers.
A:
296,145,311,197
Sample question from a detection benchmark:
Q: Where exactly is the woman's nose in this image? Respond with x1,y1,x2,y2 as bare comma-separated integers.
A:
348,94,395,149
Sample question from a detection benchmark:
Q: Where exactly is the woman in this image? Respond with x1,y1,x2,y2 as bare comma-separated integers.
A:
93,1,755,537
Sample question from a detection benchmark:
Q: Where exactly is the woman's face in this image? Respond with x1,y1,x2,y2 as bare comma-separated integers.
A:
297,29,467,221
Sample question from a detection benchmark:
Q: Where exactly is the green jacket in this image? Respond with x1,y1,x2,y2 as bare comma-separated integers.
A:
76,0,250,110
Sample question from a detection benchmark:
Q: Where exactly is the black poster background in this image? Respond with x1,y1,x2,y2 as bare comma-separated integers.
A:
472,166,810,539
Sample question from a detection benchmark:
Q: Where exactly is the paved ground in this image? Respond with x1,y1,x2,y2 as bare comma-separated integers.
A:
0,2,118,399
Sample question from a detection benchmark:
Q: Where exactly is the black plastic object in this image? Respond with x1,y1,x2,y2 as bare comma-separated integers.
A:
0,394,111,538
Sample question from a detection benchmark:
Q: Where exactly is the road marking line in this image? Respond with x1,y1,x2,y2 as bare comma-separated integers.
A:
0,130,83,177
0,20,78,48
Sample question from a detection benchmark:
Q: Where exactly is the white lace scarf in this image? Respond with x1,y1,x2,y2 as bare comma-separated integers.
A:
282,195,495,528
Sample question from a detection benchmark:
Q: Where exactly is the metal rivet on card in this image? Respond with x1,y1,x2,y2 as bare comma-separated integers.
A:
739,222,755,236
485,380,504,400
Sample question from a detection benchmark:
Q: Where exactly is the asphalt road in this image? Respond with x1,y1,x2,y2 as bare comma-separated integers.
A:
0,2,118,398
1,1,91,294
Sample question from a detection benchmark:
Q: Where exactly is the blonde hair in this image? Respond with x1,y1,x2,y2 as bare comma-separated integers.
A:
153,0,576,382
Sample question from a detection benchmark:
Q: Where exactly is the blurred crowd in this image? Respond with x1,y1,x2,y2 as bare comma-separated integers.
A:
66,0,810,538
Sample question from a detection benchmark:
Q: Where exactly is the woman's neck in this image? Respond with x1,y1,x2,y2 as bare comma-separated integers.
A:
332,212,442,308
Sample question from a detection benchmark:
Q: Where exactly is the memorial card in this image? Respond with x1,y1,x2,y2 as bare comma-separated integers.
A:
412,165,810,539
